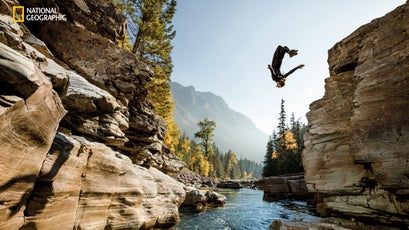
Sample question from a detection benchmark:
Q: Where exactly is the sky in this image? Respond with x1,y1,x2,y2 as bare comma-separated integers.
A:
170,0,405,134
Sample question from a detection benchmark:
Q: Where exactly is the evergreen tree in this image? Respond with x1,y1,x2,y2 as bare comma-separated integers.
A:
208,143,225,178
224,150,239,179
277,99,287,149
289,114,305,172
114,0,181,153
263,99,305,177
263,135,275,177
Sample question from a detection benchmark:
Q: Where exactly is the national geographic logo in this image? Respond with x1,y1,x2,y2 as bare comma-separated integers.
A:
12,6,66,22
12,6,24,22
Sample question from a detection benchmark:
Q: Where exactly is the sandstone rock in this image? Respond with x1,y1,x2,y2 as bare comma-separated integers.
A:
0,0,21,16
303,2,409,226
260,175,313,202
269,219,401,230
1,19,130,148
61,71,130,146
23,34,53,58
0,0,187,228
0,85,66,229
174,168,206,187
55,0,126,42
0,42,47,98
0,15,25,50
22,133,185,229
217,181,243,189
36,57,70,95
27,14,182,172
0,14,70,94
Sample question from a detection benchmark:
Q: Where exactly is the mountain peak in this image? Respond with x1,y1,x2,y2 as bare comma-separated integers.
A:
170,81,268,162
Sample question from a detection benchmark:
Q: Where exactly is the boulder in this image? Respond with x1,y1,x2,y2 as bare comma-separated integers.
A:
217,181,243,189
260,175,314,202
303,2,409,226
174,168,204,187
182,187,226,212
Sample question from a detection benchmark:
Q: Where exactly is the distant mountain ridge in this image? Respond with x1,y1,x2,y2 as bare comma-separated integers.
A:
170,82,269,162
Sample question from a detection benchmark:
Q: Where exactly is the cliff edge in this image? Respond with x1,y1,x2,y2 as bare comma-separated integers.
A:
0,0,185,228
303,2,409,226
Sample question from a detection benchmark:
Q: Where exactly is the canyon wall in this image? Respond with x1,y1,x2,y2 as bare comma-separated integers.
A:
303,2,409,226
0,0,185,228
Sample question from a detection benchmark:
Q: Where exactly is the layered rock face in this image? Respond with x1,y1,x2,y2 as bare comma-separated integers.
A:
0,0,185,228
260,175,313,202
303,2,409,226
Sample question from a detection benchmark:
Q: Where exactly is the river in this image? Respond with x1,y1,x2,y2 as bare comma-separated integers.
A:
174,188,320,230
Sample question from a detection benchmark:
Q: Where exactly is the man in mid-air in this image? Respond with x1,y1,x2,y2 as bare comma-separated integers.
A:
268,45,304,88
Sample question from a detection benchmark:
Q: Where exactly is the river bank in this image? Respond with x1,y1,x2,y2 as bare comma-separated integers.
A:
175,171,405,229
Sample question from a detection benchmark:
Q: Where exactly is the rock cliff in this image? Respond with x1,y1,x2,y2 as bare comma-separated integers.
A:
303,2,409,227
0,0,185,228
260,175,313,202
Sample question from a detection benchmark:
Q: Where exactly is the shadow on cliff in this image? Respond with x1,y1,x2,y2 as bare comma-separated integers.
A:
0,174,37,217
24,134,74,217
0,134,73,220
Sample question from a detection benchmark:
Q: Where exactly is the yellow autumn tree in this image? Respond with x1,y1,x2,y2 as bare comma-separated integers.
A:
189,145,210,177
271,151,278,159
283,131,298,151
176,137,191,160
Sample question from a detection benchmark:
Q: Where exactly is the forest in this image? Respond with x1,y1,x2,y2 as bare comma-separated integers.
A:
176,119,263,179
263,99,306,177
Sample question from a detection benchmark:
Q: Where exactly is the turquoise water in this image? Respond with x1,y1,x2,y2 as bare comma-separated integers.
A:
174,188,320,230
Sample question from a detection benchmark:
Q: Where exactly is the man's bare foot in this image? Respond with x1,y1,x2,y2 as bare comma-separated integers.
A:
289,49,298,57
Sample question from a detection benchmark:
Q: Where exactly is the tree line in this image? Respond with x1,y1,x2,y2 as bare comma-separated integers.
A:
176,119,263,179
262,99,306,177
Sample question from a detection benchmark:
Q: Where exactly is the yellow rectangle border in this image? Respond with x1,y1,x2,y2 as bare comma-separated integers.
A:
12,6,24,22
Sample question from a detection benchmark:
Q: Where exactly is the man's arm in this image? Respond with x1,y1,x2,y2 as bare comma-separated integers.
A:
268,64,281,82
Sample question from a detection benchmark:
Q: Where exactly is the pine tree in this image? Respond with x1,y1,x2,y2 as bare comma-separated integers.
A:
263,99,306,176
289,114,305,172
263,135,275,177
277,99,287,149
208,143,224,178
114,0,181,153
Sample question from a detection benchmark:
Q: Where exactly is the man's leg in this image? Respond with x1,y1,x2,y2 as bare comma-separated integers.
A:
283,64,305,78
271,45,289,73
